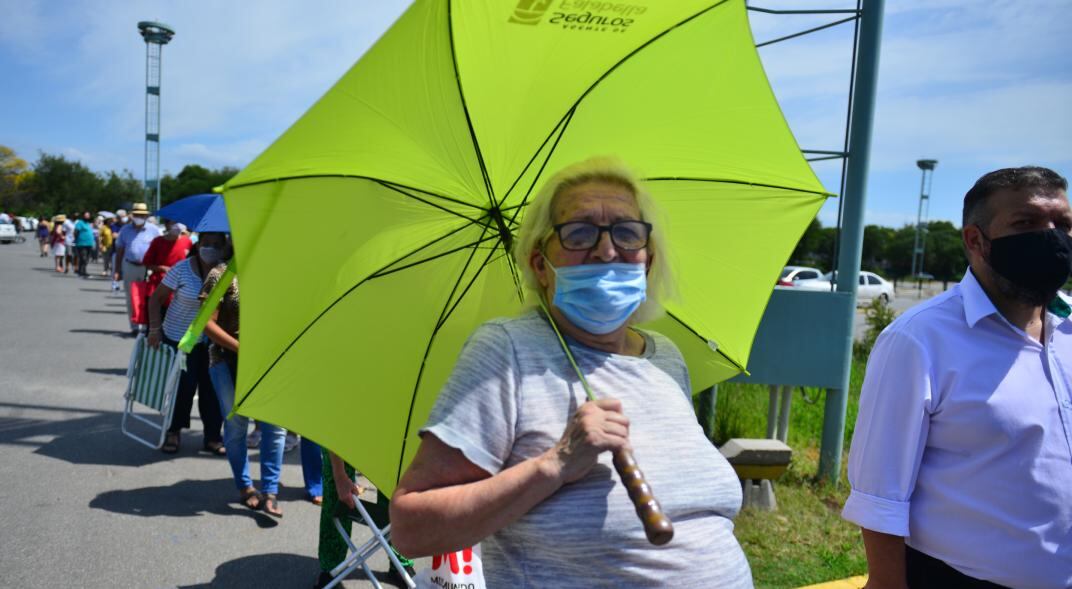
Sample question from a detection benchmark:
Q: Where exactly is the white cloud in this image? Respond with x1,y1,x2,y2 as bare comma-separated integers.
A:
870,80,1072,171
3,1,411,161
4,0,1069,231
171,140,269,168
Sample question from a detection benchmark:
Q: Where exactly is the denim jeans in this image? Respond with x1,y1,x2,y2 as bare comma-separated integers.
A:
301,437,323,498
75,245,91,276
209,361,286,494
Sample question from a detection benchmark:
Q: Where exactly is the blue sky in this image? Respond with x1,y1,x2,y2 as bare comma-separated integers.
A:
2,0,1069,228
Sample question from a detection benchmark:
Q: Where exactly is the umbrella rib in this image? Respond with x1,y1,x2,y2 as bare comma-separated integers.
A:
373,219,489,275
232,223,490,411
433,221,495,332
664,310,747,373
447,0,496,209
370,234,500,280
437,245,513,333
504,106,578,229
375,181,485,225
375,179,487,210
222,173,485,211
493,106,572,209
396,233,508,485
643,176,834,198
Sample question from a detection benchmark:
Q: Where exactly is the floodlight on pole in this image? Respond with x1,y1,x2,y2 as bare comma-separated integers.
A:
910,158,938,280
138,21,174,213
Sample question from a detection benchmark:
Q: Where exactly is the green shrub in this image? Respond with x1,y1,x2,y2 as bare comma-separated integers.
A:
854,297,896,357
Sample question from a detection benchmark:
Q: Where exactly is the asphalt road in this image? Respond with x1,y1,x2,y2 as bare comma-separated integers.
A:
0,239,425,588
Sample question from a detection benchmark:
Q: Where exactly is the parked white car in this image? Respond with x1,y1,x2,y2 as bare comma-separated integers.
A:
855,271,896,303
0,223,20,244
776,266,826,289
799,270,895,302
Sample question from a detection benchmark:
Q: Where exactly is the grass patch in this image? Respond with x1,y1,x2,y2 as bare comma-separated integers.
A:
699,355,869,588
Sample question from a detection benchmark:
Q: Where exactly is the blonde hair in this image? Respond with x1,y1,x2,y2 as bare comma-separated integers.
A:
514,156,676,323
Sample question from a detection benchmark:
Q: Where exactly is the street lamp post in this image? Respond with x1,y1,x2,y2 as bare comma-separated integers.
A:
138,21,175,213
911,159,937,292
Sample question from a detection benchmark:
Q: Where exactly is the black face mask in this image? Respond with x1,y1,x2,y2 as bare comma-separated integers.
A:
980,227,1072,299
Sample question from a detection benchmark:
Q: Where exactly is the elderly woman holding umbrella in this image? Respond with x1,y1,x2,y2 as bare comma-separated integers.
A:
390,157,752,588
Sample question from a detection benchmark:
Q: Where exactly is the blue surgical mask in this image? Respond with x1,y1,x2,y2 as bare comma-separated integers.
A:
548,261,647,335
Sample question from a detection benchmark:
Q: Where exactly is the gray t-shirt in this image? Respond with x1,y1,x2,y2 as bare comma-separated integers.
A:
421,311,752,588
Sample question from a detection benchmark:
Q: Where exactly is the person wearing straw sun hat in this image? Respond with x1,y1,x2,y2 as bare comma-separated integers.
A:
390,157,752,588
114,202,161,332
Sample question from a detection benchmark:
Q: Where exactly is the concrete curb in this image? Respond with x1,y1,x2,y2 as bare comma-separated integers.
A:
797,575,868,589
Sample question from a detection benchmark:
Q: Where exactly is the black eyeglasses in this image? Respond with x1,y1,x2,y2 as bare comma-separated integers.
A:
552,220,653,251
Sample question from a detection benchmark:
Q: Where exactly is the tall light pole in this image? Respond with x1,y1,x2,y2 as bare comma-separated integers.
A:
911,159,937,280
138,21,174,212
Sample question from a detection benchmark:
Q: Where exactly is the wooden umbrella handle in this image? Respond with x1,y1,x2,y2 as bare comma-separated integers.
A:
613,448,674,545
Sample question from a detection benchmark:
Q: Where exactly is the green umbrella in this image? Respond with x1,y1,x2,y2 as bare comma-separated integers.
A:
223,0,828,497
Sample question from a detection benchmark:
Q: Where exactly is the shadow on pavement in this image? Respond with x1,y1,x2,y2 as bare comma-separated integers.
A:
90,478,280,528
176,553,317,589
0,401,222,468
70,328,132,338
83,309,126,315
176,552,408,589
85,367,128,376
78,287,111,292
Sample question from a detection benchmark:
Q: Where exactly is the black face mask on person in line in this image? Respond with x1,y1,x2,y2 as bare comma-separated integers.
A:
979,227,1072,300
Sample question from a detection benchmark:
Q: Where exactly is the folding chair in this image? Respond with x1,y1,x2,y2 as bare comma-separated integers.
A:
326,492,415,589
121,333,184,449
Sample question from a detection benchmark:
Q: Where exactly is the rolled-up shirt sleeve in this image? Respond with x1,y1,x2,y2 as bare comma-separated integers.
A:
420,323,519,476
842,327,933,537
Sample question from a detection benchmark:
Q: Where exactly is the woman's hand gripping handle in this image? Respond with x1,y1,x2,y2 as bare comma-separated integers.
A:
549,397,674,546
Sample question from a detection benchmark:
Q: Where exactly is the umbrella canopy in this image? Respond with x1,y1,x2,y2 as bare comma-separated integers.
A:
225,0,828,495
155,194,230,233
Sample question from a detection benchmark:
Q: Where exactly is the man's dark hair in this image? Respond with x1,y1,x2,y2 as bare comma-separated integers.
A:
963,166,1067,229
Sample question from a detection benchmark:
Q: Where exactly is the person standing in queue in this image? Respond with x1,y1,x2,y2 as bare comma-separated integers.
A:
73,212,95,278
142,219,192,315
200,254,287,517
146,233,226,455
114,203,162,333
49,218,67,273
36,218,51,257
62,214,76,274
98,217,114,276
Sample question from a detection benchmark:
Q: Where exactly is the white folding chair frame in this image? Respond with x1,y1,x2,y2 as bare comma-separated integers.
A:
325,494,415,589
121,334,184,449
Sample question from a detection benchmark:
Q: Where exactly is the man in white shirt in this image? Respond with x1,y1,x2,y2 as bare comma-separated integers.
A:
62,214,77,274
842,166,1072,588
113,202,162,332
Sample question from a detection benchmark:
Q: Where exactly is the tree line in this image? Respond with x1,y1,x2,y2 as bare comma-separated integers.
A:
0,145,237,217
788,217,967,284
3,144,965,282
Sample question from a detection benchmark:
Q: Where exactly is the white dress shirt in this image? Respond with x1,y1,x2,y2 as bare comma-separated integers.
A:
842,269,1071,588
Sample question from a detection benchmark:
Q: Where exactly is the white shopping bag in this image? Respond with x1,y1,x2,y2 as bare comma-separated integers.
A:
414,544,486,589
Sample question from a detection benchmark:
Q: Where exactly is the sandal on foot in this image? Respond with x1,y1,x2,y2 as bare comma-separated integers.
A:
161,432,180,454
263,493,283,518
309,495,323,506
239,487,262,510
203,440,226,456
